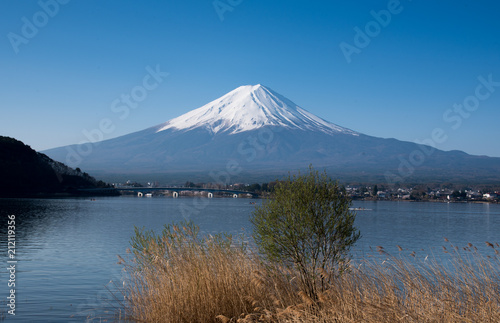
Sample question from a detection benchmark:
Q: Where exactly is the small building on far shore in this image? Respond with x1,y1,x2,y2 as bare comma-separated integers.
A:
483,193,498,200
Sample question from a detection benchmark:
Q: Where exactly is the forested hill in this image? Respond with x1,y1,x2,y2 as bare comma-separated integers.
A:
0,136,116,197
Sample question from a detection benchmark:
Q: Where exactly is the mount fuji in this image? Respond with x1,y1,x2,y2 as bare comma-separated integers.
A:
155,84,357,136
43,84,500,184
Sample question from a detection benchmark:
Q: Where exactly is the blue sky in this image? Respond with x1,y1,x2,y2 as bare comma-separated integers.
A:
1,0,499,157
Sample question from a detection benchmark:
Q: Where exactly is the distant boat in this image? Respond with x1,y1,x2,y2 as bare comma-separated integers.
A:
145,193,153,197
349,207,372,211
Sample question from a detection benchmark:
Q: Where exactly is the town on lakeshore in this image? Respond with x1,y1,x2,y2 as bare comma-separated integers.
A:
114,180,500,203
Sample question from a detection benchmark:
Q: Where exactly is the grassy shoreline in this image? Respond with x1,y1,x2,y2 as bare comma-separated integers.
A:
114,224,500,322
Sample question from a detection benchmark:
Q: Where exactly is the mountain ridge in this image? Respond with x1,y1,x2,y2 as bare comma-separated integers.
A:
42,85,500,184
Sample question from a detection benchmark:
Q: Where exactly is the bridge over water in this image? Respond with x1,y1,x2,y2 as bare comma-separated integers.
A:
114,186,259,198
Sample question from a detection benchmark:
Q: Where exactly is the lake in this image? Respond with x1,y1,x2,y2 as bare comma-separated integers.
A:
1,197,499,322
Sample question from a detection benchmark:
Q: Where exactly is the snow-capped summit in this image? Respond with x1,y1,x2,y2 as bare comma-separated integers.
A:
42,84,500,184
156,84,357,135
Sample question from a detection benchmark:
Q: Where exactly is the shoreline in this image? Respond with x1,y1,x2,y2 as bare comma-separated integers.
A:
1,193,498,205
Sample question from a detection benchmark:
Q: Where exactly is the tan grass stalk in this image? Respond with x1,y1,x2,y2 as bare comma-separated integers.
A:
115,225,500,323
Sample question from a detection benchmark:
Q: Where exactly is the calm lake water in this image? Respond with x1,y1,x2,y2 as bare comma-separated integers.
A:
0,197,499,322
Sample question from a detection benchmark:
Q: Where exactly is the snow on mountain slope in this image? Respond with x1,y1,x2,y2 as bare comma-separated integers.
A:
156,84,358,136
41,83,500,184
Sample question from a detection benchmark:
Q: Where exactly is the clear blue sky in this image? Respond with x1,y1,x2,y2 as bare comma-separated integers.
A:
1,0,499,157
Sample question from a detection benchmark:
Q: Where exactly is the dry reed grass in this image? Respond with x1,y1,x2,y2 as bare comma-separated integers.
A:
116,225,500,323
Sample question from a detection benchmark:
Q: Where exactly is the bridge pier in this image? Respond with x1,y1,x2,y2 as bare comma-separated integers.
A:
116,187,257,198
